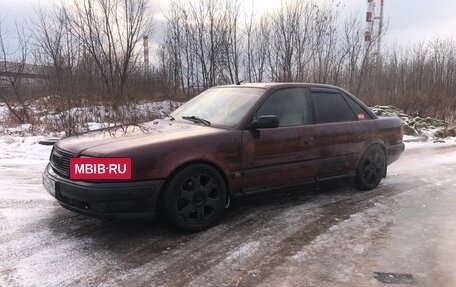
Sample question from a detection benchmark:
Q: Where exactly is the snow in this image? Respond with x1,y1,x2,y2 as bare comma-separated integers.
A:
40,100,176,122
0,103,7,118
1,100,456,286
1,100,179,136
292,203,394,263
403,134,456,149
225,241,260,262
0,137,455,286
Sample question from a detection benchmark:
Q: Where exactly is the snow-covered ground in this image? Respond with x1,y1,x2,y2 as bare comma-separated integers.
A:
1,101,456,286
0,100,178,136
1,134,456,286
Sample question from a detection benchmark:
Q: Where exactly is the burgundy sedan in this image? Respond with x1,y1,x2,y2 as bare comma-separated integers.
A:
43,83,404,231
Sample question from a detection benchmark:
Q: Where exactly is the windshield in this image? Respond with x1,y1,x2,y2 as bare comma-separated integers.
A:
170,87,264,128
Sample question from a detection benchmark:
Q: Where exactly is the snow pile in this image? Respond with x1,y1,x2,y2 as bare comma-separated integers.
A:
40,100,178,123
0,134,52,171
0,100,180,137
0,103,8,118
371,105,455,142
39,100,179,135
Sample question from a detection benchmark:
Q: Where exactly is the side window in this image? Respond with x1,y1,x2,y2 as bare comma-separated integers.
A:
343,94,373,120
256,88,311,127
311,91,356,123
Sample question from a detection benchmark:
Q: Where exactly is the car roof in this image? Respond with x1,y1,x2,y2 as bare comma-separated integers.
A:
215,82,348,91
211,82,376,120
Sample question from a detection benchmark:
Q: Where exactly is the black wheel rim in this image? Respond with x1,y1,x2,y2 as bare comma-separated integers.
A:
361,149,384,185
176,173,220,225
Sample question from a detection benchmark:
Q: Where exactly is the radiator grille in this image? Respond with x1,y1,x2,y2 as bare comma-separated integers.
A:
50,146,74,178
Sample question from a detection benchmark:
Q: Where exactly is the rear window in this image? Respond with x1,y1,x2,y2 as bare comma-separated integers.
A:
311,91,356,123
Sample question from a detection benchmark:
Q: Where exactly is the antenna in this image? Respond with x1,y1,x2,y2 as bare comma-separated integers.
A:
364,0,384,60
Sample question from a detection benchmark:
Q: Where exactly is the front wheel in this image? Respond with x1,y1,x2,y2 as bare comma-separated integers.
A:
162,164,227,232
356,145,386,190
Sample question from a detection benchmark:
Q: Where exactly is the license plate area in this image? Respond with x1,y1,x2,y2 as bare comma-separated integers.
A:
43,175,56,196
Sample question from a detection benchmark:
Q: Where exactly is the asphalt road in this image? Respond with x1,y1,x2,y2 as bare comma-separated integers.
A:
1,144,456,287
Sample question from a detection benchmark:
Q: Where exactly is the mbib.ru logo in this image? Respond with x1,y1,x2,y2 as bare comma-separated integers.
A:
70,158,131,180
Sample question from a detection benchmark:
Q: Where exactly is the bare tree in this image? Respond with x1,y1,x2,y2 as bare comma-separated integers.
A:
63,0,152,103
3,0,454,133
0,17,34,124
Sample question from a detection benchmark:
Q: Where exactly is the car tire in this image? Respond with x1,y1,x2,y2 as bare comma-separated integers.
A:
162,164,227,232
356,145,386,191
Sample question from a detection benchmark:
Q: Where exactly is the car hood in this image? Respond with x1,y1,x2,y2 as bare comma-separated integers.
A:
55,119,224,157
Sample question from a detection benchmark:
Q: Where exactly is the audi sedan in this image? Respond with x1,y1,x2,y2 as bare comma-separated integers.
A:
43,83,404,231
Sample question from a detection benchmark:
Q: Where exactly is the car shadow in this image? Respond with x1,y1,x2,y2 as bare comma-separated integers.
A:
41,178,380,273
226,179,351,210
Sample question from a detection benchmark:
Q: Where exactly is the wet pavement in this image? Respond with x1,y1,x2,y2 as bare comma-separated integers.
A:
1,144,456,286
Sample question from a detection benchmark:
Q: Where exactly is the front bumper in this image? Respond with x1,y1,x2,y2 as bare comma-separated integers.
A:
43,163,165,218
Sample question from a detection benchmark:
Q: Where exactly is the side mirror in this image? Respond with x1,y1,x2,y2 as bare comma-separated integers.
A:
247,115,279,130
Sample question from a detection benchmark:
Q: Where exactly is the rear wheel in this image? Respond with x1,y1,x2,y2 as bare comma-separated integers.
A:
162,164,227,232
356,145,386,190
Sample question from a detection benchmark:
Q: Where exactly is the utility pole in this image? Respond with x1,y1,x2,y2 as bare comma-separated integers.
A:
143,35,149,73
364,0,384,62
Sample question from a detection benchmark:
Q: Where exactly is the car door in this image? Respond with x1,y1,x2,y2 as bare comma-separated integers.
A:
339,92,378,170
241,88,319,193
309,87,366,178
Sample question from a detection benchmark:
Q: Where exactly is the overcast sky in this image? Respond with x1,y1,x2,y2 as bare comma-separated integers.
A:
1,0,455,49
346,0,456,45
